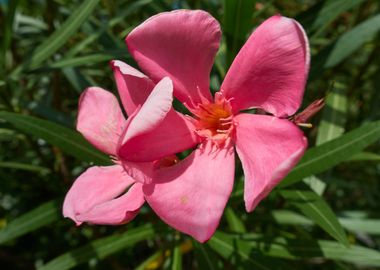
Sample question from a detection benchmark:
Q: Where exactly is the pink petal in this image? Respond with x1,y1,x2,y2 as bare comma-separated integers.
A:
77,183,145,225
76,87,126,155
119,109,198,162
221,15,310,117
63,165,141,225
118,77,198,162
110,60,155,116
234,113,307,212
121,77,173,143
126,10,221,108
144,142,235,242
121,159,155,185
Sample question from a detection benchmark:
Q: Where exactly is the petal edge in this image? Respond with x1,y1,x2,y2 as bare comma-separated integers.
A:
126,10,220,108
144,142,235,242
234,114,307,212
221,15,310,117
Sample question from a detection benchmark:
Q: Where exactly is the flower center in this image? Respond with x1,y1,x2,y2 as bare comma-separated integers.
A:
193,94,234,145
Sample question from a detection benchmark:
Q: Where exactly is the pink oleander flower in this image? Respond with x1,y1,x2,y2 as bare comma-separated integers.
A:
62,72,191,225
116,10,310,242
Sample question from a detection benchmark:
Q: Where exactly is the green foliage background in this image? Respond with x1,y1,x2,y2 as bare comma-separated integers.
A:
1,0,380,269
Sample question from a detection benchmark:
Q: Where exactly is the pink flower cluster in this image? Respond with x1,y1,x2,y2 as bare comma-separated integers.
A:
63,10,310,242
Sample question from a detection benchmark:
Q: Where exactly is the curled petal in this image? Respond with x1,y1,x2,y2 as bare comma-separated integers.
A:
118,77,198,162
144,142,235,242
234,113,307,212
63,165,143,225
120,77,173,144
111,60,155,116
119,109,198,162
126,10,221,108
77,87,126,155
221,15,310,117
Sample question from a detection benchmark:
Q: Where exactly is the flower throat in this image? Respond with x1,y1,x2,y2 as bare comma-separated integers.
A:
193,93,235,145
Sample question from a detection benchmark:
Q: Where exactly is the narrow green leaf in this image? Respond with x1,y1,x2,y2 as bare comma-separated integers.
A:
310,82,347,195
280,120,380,187
238,233,380,267
0,112,110,165
309,0,366,34
280,188,349,246
0,200,61,244
44,51,129,70
17,0,100,72
223,0,255,68
273,210,380,235
316,82,347,145
0,161,50,174
225,207,246,233
346,151,380,162
324,13,380,68
38,224,159,270
1,0,19,72
47,54,118,69
208,232,289,270
271,210,314,226
16,13,48,31
302,176,326,195
171,245,183,270
339,218,380,235
310,14,380,80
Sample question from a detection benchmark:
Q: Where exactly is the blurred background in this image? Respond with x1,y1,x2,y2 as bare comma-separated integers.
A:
1,0,380,269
